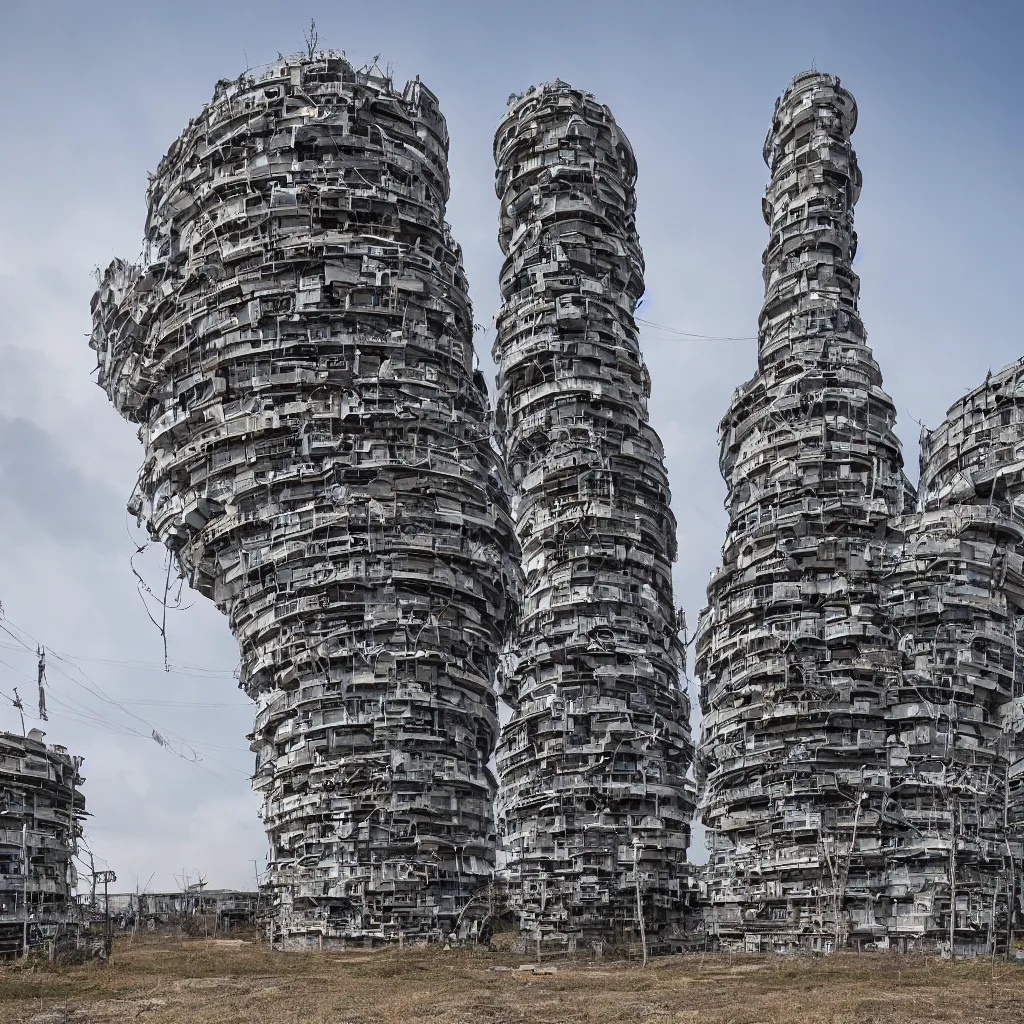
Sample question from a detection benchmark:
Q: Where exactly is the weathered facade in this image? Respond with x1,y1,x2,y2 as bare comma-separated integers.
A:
695,72,911,951
695,70,1024,957
884,506,1022,952
885,358,1024,953
492,82,695,953
0,729,85,956
90,51,517,947
107,888,260,932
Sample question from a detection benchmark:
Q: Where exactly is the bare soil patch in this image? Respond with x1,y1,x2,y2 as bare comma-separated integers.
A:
2,936,1024,1023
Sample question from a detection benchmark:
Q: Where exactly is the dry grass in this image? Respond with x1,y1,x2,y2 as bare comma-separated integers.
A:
3,935,1024,1023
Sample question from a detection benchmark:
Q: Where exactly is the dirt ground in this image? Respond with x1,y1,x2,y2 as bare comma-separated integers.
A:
3,935,1024,1024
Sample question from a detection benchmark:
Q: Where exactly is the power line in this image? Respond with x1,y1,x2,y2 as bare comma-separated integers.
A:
2,613,228,745
636,316,757,342
0,640,237,678
120,699,250,708
0,607,250,792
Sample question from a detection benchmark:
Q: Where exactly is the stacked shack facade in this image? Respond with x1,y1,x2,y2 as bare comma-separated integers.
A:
696,70,1024,956
0,730,85,956
695,72,910,952
90,52,517,948
492,82,695,953
886,358,1024,953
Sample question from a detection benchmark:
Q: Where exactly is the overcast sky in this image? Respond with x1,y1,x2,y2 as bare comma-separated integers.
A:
0,0,1021,891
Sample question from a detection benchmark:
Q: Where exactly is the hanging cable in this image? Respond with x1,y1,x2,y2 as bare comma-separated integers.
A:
0,605,250,791
635,315,757,342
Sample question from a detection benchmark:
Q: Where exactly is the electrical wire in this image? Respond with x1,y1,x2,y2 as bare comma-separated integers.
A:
636,315,757,342
0,640,237,679
0,609,250,792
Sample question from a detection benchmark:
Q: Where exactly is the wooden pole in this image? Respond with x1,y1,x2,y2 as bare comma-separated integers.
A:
1006,839,1015,962
21,823,28,956
988,872,1000,1007
949,797,957,962
1005,765,1013,960
253,859,262,944
130,882,139,948
95,870,116,959
105,874,111,956
633,842,648,968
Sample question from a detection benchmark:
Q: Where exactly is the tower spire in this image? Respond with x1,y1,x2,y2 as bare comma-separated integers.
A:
696,71,906,952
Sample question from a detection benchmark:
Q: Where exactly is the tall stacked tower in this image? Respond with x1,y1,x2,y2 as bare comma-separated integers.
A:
695,72,909,951
0,730,85,956
492,82,695,953
882,360,1024,952
89,52,517,947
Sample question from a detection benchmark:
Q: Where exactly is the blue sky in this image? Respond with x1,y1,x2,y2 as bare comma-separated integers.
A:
0,0,1021,888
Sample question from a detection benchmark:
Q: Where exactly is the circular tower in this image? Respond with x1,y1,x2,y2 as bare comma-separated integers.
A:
90,52,518,947
492,81,695,954
885,360,1024,953
696,72,908,951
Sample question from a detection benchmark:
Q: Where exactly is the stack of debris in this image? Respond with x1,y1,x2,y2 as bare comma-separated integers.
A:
90,52,518,948
492,82,695,954
0,729,85,957
695,71,912,952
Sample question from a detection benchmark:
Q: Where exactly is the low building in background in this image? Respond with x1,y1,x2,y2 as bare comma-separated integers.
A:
105,888,260,933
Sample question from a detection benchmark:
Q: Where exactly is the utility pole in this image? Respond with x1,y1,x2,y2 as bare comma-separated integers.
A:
130,880,139,947
1006,837,1015,962
949,797,958,962
253,859,262,943
95,870,117,958
1005,702,1018,959
633,841,648,967
36,646,48,721
21,823,28,956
